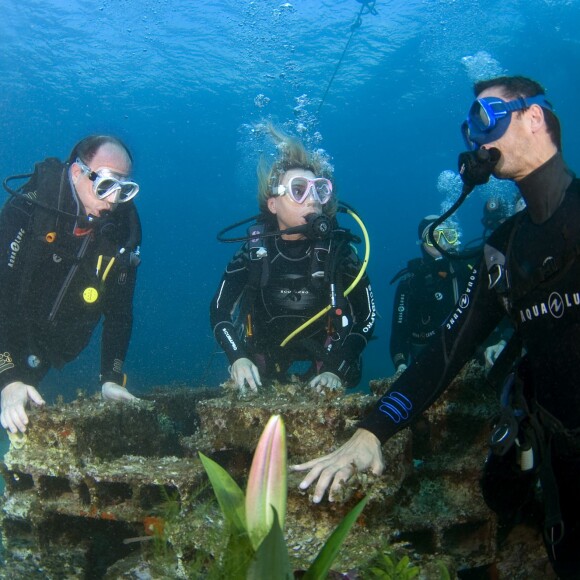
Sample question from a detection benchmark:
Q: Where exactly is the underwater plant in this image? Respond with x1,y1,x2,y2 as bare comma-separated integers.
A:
362,550,420,579
199,414,369,579
360,548,451,580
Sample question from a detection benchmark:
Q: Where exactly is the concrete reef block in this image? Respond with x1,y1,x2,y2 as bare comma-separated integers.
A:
188,385,377,461
0,369,553,578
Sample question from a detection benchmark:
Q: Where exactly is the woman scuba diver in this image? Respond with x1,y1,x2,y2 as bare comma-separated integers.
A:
210,126,375,393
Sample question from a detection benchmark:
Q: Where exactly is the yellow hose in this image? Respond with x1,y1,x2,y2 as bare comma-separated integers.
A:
280,208,370,347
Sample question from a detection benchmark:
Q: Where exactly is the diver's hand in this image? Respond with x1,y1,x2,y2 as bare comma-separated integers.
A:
230,358,262,392
102,382,138,401
1,381,45,434
309,371,342,392
396,364,408,374
291,428,384,503
484,340,506,371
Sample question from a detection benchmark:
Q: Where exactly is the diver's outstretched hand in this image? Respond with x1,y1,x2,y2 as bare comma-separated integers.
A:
230,357,262,392
395,363,408,374
1,381,46,434
291,428,384,503
484,340,507,371
309,371,342,392
102,382,139,401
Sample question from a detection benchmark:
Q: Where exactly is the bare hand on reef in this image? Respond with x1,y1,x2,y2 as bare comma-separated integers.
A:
230,357,262,392
1,381,46,434
291,428,384,503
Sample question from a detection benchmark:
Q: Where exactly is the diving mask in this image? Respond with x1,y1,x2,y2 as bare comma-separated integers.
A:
424,227,459,247
461,94,554,151
75,158,139,203
274,176,333,205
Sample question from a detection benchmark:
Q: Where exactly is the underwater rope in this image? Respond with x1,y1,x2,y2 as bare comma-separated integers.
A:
316,0,378,116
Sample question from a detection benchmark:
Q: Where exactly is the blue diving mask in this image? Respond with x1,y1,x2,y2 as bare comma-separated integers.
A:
461,94,554,151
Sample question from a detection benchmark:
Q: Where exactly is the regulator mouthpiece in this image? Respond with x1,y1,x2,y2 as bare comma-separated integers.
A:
304,213,332,240
458,147,501,188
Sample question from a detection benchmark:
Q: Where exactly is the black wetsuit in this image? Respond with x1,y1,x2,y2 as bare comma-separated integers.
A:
210,229,376,386
360,153,580,577
0,158,140,390
389,255,473,369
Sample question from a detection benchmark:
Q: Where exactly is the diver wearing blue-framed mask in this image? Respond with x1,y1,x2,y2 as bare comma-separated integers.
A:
461,94,554,150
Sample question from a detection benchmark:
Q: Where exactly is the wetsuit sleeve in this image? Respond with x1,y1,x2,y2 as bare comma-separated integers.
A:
321,254,376,382
389,276,411,368
100,253,138,385
0,197,36,388
359,261,508,443
209,248,251,365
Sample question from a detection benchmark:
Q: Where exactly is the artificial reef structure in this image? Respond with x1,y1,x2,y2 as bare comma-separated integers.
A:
0,362,555,578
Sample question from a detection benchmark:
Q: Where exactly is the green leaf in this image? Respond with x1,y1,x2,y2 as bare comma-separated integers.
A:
302,495,370,580
199,452,247,535
437,561,451,580
245,415,287,549
395,555,410,574
217,531,255,580
247,509,293,580
379,553,395,572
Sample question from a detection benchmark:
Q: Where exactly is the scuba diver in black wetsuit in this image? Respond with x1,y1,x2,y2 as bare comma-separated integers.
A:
390,207,514,375
389,215,472,373
293,76,580,578
0,135,142,435
210,127,375,393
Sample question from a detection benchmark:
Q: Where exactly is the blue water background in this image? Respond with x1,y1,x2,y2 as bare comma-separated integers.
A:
0,0,579,424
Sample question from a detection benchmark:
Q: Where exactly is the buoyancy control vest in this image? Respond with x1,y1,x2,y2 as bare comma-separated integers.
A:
239,221,352,352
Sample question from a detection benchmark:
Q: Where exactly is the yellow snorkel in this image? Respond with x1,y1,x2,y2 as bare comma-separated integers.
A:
280,205,370,347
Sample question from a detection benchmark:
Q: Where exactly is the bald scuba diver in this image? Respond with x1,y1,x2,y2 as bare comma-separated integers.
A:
210,127,375,393
0,135,142,434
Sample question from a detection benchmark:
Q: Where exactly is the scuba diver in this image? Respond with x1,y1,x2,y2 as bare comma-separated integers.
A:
389,215,472,373
0,135,142,434
210,127,375,393
294,76,580,579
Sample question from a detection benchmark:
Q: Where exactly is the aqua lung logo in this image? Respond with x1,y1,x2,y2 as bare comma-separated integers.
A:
222,328,238,351
395,292,405,324
446,269,477,330
8,228,25,268
362,287,376,333
458,294,470,309
280,289,309,295
549,292,565,319
113,358,123,374
0,352,14,374
519,291,580,323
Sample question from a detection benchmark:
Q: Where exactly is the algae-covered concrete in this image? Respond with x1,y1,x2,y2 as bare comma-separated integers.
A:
0,365,555,578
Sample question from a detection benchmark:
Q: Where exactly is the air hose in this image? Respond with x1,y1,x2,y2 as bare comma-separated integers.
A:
280,205,370,347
